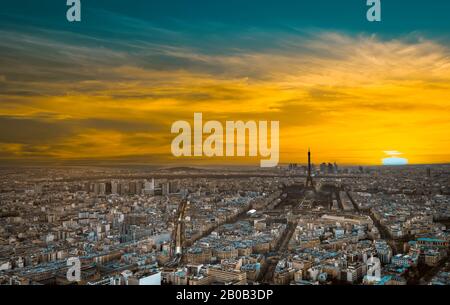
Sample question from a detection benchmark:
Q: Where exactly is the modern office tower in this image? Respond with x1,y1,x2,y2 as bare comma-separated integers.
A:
327,163,334,174
334,162,339,173
105,182,112,194
111,181,119,194
162,182,170,196
288,163,298,170
144,179,155,190
99,183,106,195
93,183,100,195
112,181,124,195
129,181,137,195
320,163,327,174
169,181,179,194
144,178,155,195
136,181,143,195
116,182,124,195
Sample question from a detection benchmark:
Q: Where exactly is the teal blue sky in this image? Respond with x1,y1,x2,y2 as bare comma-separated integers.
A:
1,0,450,80
1,1,450,74
1,1,450,44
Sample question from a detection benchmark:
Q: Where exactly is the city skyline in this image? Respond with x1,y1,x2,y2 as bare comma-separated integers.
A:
1,163,449,286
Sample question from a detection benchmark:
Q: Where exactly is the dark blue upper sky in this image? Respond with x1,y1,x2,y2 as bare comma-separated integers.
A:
1,0,450,41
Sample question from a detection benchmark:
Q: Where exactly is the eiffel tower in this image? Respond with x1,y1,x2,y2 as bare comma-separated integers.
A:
305,148,315,188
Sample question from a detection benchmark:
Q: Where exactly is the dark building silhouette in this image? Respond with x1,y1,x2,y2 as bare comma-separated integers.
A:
327,163,334,174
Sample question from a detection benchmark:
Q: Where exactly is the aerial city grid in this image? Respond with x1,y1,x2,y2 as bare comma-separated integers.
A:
1,152,449,285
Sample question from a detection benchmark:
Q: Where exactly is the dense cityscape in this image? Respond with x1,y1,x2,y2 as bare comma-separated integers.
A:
0,3,449,304
1,152,449,286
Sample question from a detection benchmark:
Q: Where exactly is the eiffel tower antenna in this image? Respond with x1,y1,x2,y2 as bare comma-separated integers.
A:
305,148,315,188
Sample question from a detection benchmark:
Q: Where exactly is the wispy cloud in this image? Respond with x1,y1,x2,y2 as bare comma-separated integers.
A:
1,26,450,164
384,151,403,156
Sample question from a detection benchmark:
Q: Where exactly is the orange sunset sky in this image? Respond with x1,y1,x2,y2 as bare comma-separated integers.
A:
1,2,449,166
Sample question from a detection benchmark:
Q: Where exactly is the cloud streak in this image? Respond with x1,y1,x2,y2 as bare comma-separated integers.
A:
1,26,450,165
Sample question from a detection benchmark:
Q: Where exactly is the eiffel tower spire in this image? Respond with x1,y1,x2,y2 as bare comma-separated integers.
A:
305,148,314,188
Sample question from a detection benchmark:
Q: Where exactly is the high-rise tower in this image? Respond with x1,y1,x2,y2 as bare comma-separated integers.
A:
305,148,315,188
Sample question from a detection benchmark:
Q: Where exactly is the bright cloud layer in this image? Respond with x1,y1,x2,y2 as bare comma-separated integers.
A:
1,28,450,165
